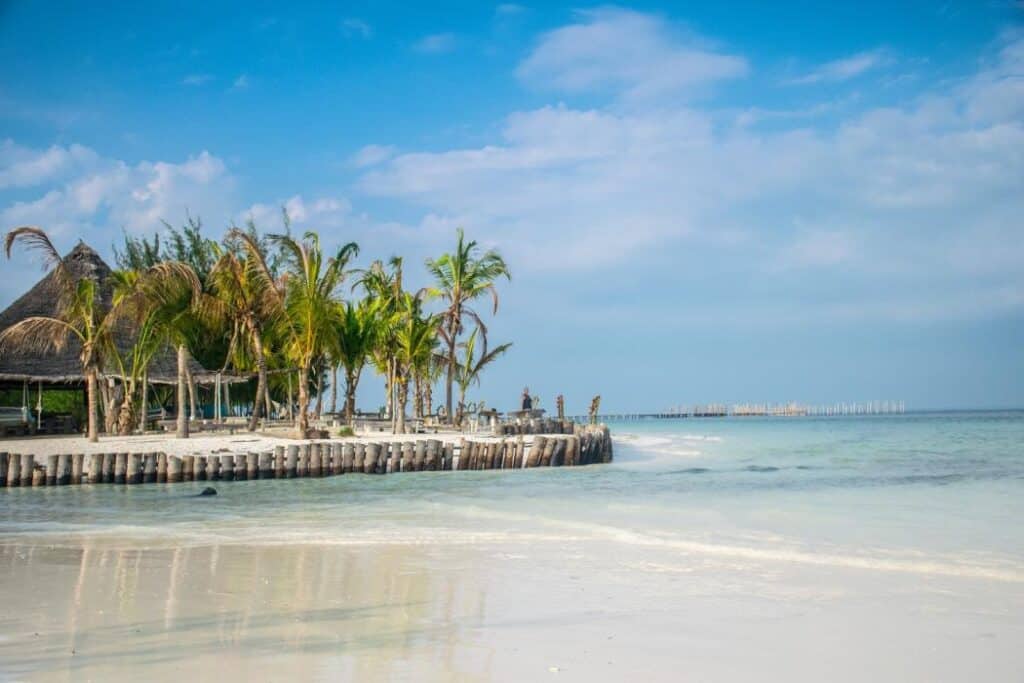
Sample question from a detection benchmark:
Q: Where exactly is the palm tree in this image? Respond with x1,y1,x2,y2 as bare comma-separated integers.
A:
208,229,281,431
454,326,511,427
356,257,404,426
425,229,510,423
0,227,115,442
238,230,358,437
332,299,380,425
393,293,439,434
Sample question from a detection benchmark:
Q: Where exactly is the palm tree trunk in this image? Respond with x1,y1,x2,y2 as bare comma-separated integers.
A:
424,381,433,420
176,345,189,438
86,366,99,442
413,372,423,419
186,366,199,420
247,333,267,432
445,337,456,424
296,365,310,438
344,368,358,425
395,377,408,434
330,364,338,415
314,370,323,419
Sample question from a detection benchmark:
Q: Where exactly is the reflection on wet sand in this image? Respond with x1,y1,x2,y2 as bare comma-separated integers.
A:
0,541,494,682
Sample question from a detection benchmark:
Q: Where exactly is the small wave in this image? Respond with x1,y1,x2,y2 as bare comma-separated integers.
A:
745,465,780,473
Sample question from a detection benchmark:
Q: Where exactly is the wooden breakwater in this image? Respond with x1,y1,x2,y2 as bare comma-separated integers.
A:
0,425,612,488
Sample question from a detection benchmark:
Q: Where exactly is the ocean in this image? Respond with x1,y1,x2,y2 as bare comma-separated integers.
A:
1,411,1022,681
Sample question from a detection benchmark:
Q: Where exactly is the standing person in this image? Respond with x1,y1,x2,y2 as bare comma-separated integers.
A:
521,387,533,411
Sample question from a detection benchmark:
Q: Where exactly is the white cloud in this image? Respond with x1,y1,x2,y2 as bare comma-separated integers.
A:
359,29,1024,321
516,8,747,100
231,74,251,90
182,73,214,86
0,140,98,189
413,33,457,54
342,18,372,38
350,144,397,168
240,195,353,231
787,48,892,85
0,149,235,245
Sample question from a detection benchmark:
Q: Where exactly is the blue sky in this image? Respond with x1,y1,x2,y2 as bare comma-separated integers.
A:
1,1,1022,412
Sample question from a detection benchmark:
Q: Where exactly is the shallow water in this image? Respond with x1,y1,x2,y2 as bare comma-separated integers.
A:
2,412,1023,681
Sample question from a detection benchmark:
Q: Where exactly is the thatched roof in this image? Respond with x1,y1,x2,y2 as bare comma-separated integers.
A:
0,242,239,385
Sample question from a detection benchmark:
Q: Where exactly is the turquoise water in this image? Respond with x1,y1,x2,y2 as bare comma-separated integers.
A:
2,411,1023,680
3,411,1022,570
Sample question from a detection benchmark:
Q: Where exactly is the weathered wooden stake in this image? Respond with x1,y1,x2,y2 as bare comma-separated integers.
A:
114,453,127,484
297,444,309,477
208,454,221,481
46,454,59,486
274,446,285,479
259,451,273,479
181,455,194,482
126,453,141,484
168,456,182,483
364,442,379,474
285,445,298,478
72,453,84,484
221,454,235,481
309,444,322,477
0,452,8,487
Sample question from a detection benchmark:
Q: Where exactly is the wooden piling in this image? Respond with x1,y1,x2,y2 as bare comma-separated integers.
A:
443,442,454,470
333,444,345,475
208,454,221,481
221,454,235,481
426,440,440,471
247,452,258,480
457,439,469,470
85,454,100,484
181,455,194,482
102,453,115,483
56,453,71,485
156,453,167,483
359,442,374,474
400,442,414,472
45,454,59,486
71,453,84,484
526,437,545,468
126,453,141,484
343,443,356,473
551,438,566,467
8,453,22,487
309,444,322,477
0,452,7,488
114,453,127,485
274,446,285,479
259,451,273,479
285,445,298,478
297,444,309,478
234,454,247,481
168,456,183,483
540,438,556,467
194,454,207,482
413,441,426,471
31,466,44,487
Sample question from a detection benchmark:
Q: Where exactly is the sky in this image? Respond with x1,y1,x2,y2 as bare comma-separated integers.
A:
1,1,1022,413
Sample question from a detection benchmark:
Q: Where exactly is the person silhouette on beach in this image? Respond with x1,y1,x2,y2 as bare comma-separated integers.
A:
521,387,533,411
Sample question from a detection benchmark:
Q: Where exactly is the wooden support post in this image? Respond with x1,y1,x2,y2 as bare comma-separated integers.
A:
297,444,309,477
341,443,354,473
400,442,414,472
443,442,454,470
168,456,182,483
284,445,297,478
220,455,235,482
85,454,100,484
246,452,258,480
526,437,545,468
181,455,194,482
550,438,566,467
8,453,22,487
156,453,167,483
71,453,84,484
32,466,44,487
56,454,71,485
234,454,247,481
208,454,221,481
426,440,440,471
194,455,207,482
0,452,7,488
352,443,365,473
259,451,273,479
102,453,115,483
413,440,426,471
457,439,469,470
45,454,59,486
126,453,141,484
274,446,286,479
309,444,322,477
363,443,379,474
114,453,127,484
564,436,578,466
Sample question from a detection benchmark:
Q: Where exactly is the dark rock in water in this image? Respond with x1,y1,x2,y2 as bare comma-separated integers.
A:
198,487,217,496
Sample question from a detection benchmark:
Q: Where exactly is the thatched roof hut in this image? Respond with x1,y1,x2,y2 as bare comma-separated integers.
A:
0,241,232,385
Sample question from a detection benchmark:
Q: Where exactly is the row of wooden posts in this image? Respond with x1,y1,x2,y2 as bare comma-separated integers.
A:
494,418,581,436
0,426,612,488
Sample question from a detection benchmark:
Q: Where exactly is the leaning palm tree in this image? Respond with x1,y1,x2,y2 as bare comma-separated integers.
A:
425,229,510,423
356,257,404,425
239,230,358,437
0,227,115,442
454,326,512,427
